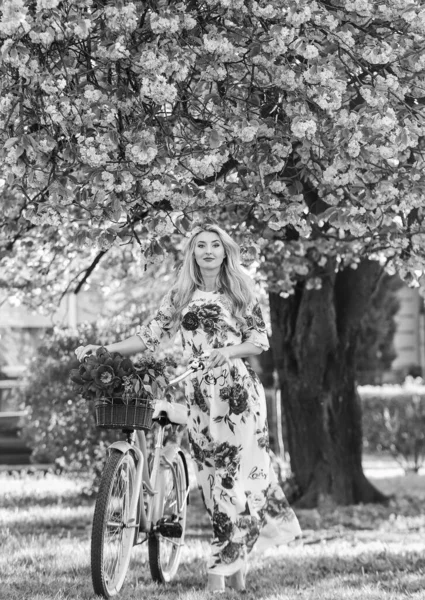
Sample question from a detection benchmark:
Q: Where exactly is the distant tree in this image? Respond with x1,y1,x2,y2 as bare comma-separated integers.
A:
356,274,403,384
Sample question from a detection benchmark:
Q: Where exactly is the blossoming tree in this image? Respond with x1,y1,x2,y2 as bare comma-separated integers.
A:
1,0,425,505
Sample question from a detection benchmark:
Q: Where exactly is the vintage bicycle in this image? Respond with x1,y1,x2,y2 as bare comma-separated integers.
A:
89,357,205,599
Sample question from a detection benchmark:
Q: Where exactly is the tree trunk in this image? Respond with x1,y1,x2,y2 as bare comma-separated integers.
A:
269,260,388,507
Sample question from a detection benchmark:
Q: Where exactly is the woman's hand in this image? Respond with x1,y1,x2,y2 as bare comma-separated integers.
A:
207,347,233,370
75,344,101,362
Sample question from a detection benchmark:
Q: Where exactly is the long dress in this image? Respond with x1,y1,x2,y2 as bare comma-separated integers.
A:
137,288,301,576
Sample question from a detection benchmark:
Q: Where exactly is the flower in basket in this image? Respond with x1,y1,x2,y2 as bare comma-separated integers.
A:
70,348,129,400
132,354,177,401
70,347,176,403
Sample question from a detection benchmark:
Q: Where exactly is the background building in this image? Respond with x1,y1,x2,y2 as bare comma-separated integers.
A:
392,286,425,379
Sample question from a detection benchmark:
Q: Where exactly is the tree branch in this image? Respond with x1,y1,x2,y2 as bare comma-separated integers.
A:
74,250,108,294
193,156,239,186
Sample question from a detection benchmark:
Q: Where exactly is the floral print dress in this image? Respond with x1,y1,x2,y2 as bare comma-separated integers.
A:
137,288,301,576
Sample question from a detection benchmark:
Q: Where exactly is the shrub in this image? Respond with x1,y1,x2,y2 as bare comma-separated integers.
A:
19,324,122,486
360,377,425,473
19,323,184,488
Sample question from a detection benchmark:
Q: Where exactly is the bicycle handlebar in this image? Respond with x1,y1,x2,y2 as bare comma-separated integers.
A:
153,357,207,424
166,356,207,388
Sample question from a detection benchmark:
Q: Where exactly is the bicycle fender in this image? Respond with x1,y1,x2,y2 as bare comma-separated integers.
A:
108,440,133,455
160,446,190,505
160,442,180,463
178,450,190,506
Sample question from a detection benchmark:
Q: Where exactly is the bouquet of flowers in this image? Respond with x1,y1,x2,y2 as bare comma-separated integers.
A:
70,346,176,404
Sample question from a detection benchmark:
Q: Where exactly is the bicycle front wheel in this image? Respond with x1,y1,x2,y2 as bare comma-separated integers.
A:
91,449,138,598
148,451,188,582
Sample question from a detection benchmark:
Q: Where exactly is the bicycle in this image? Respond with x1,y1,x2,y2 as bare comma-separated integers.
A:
90,357,205,599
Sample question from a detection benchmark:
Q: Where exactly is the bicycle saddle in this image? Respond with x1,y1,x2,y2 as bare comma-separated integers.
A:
153,400,188,426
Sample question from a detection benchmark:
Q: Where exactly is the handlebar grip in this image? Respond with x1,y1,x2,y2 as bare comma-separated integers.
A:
188,357,208,371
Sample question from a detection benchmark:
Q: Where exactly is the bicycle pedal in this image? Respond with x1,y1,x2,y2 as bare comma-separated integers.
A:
155,517,183,538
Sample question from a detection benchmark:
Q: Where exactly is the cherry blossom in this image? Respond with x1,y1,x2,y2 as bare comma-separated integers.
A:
0,0,424,303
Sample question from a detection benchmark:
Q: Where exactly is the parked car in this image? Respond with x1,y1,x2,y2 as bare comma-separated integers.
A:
0,373,31,466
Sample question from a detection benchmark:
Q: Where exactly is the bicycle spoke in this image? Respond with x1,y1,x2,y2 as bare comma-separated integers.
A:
92,450,137,597
104,461,132,581
149,453,188,582
158,535,182,548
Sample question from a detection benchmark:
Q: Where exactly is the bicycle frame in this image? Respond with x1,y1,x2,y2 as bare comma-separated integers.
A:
104,360,203,539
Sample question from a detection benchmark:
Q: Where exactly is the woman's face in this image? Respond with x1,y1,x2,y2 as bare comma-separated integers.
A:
193,231,226,272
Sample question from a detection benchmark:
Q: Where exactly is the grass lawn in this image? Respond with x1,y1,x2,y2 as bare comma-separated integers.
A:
1,463,425,600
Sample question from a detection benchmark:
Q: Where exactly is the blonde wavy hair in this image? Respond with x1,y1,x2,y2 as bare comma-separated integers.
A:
170,224,255,326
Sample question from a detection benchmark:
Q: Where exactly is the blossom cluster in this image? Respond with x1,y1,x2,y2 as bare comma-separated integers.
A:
0,0,424,299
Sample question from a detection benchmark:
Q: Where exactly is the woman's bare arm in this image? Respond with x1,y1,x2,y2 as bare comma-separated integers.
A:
224,342,263,359
207,342,263,369
105,335,147,356
75,335,147,361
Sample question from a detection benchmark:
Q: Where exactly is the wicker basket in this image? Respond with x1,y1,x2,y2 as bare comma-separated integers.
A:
94,398,154,431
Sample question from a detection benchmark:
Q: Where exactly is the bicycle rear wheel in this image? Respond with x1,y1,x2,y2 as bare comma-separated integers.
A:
148,451,188,582
91,450,138,598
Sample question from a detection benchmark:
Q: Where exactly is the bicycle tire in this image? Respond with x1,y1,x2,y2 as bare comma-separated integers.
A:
148,451,189,582
91,449,138,598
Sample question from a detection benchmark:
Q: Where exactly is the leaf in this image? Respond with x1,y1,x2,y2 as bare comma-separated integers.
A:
208,129,223,149
268,221,283,231
291,38,306,55
248,42,261,58
156,375,166,388
321,207,340,222
182,184,193,197
203,93,221,105
76,19,89,37
270,25,283,36
163,174,176,186
250,92,262,106
21,135,32,150
108,131,119,146
151,240,163,256
111,197,122,221
4,137,18,150
179,215,192,232
75,231,88,248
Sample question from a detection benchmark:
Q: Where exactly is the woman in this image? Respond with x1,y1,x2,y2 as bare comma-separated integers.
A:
75,224,301,593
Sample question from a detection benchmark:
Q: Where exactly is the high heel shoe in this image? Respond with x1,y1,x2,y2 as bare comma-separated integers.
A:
227,562,248,592
207,573,225,594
